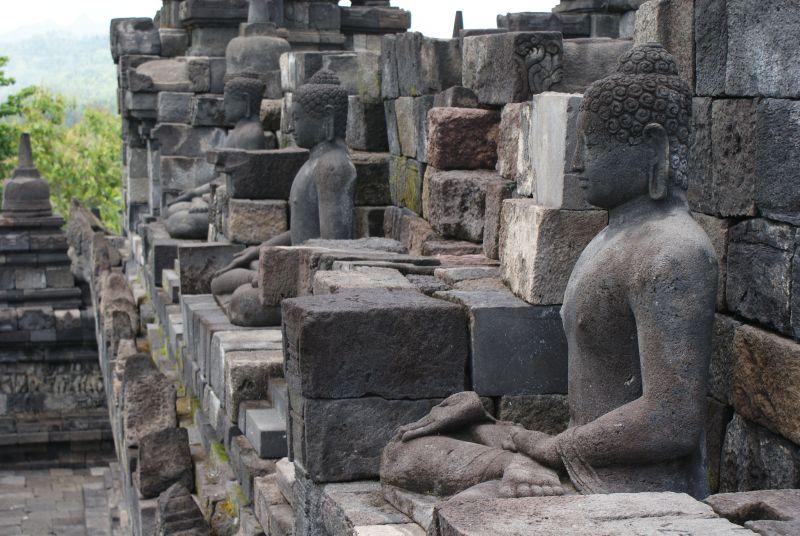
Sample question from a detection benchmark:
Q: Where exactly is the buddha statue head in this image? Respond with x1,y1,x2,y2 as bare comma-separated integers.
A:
572,43,692,210
1,133,52,218
224,72,265,124
291,69,348,150
223,73,267,151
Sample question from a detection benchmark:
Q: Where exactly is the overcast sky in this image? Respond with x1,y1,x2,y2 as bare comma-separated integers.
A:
0,0,558,39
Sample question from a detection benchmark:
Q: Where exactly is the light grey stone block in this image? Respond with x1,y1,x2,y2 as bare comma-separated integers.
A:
246,408,288,459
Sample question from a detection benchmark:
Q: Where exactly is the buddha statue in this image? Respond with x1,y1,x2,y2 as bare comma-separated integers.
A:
164,74,266,239
211,69,356,326
380,43,717,500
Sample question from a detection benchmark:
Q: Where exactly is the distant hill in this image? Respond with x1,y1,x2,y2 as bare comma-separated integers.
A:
0,32,117,112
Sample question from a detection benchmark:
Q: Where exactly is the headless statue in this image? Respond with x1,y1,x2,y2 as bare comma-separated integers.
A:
211,69,356,326
380,43,718,500
164,75,266,239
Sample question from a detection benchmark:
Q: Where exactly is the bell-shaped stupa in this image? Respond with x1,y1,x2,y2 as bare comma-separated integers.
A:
1,134,53,219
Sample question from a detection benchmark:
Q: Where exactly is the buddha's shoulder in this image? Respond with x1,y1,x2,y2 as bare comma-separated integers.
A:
635,213,716,267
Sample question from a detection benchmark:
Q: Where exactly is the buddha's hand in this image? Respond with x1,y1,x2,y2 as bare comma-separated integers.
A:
214,246,259,277
396,392,493,442
510,429,562,469
500,455,564,498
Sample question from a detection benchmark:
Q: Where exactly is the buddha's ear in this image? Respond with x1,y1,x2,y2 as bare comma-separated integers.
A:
644,123,670,201
323,104,335,142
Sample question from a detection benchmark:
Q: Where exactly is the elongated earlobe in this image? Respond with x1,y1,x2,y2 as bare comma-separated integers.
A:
324,104,335,142
644,123,669,201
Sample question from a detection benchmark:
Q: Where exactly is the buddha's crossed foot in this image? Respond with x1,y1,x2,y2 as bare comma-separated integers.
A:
499,455,564,498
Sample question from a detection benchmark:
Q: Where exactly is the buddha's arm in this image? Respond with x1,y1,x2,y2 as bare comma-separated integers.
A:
556,251,716,468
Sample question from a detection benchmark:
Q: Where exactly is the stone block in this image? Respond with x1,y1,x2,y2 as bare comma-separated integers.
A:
695,0,800,98
219,147,309,200
424,169,504,243
731,323,800,445
152,124,226,158
395,32,462,97
260,98,282,132
497,12,562,31
341,5,411,33
425,108,500,171
383,206,437,256
312,267,415,295
276,457,296,506
158,28,189,57
121,354,178,446
498,394,570,435
634,0,694,87
529,92,589,209
706,489,800,528
280,51,333,93
135,427,194,499
711,98,757,217
555,37,633,95
380,34,400,100
111,18,161,62
322,52,382,102
483,180,516,261
124,91,157,119
186,26,237,57
320,481,413,536
160,156,217,194
229,434,277,501
437,290,568,396
389,156,426,215
499,200,607,304
155,483,209,536
225,349,283,423
226,199,288,245
433,492,751,535
347,96,388,152
354,207,387,238
725,219,795,335
496,103,525,181
192,94,226,127
352,151,391,206
462,32,563,106
14,268,45,290
282,289,468,399
754,99,800,226
708,314,740,405
178,242,244,296
384,99,401,156
129,58,192,93
157,92,194,124
432,86,478,109
720,413,800,492
245,408,288,459
393,96,433,161
291,396,442,482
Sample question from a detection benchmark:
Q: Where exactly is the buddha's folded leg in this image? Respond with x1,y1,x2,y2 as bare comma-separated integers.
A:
380,435,512,497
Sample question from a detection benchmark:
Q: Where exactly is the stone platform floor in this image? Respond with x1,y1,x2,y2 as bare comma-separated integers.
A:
0,465,128,536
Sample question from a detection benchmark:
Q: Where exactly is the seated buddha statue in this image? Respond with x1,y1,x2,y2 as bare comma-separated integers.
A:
164,74,266,239
211,69,356,326
380,43,718,500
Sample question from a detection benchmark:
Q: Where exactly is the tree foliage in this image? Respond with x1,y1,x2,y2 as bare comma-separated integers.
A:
0,56,122,232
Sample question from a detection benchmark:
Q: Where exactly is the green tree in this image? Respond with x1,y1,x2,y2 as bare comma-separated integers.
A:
0,56,35,166
0,57,122,232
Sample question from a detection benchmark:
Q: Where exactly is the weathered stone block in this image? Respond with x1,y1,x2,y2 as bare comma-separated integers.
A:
380,34,399,100
393,96,433,161
529,92,588,209
280,51,333,93
111,18,161,62
498,394,570,435
482,180,516,260
383,206,437,256
754,99,800,226
218,147,309,200
720,413,800,492
725,219,795,335
395,32,462,97
389,156,426,215
437,290,568,396
462,32,563,106
135,427,194,499
434,492,750,535
346,96,388,152
731,323,800,445
192,94,226,127
695,0,800,98
312,267,415,295
155,483,209,536
424,169,503,243
687,97,714,214
225,349,283,423
384,99,401,155
320,481,415,536
425,108,500,171
291,396,442,482
555,38,633,94
432,86,478,109
708,314,740,405
226,199,288,246
158,28,189,57
496,103,525,181
260,98,282,132
706,489,800,530
322,52,382,103
157,92,194,124
160,156,217,194
152,124,226,158
497,12,562,32
634,0,694,87
352,151,391,206
500,200,607,304
282,289,468,399
711,99,757,217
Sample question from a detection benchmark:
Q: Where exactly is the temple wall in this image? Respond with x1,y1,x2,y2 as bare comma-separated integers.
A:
91,0,800,534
